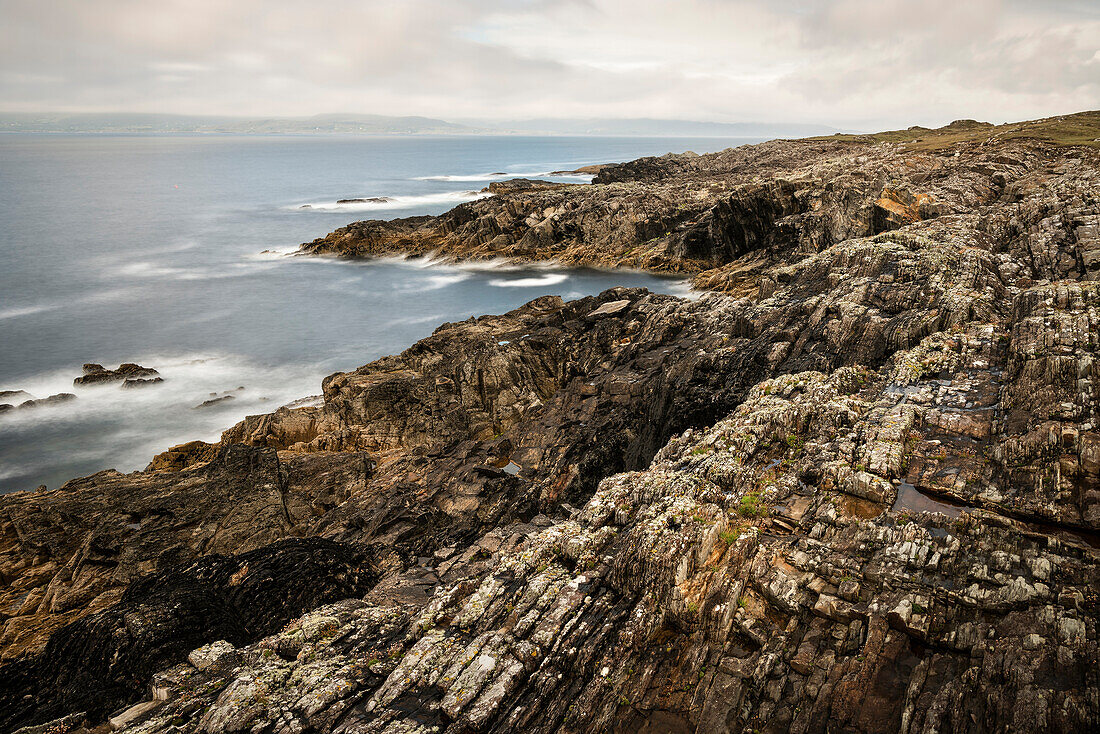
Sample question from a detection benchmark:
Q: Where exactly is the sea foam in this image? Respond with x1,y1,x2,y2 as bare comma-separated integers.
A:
487,273,570,288
414,171,593,182
293,190,491,212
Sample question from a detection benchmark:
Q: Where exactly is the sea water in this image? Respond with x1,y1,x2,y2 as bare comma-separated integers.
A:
0,133,763,492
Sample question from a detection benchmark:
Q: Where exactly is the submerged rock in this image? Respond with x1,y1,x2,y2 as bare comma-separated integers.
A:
17,393,76,409
336,196,391,204
121,377,164,388
193,394,234,409
0,389,33,403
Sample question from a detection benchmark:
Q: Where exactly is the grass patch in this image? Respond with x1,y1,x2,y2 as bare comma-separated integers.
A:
807,110,1100,151
718,527,742,545
737,492,766,518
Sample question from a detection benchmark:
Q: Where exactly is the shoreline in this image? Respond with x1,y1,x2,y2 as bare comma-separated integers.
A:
2,112,1099,733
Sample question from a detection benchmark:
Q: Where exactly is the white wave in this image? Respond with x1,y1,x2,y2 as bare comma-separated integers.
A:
415,171,593,182
116,260,277,281
117,262,188,279
487,273,570,288
388,313,447,326
0,289,145,322
414,172,510,182
389,272,472,293
666,279,701,300
293,190,491,213
247,247,298,261
416,255,563,273
0,352,325,488
422,273,471,290
0,304,55,320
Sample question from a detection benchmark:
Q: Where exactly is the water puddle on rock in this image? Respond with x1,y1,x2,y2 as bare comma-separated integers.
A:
1020,518,1100,550
837,495,885,520
891,482,965,518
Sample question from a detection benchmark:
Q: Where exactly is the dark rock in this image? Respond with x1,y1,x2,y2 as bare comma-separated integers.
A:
336,197,390,204
0,390,33,402
74,363,159,387
486,178,575,195
0,443,373,661
0,537,374,731
193,394,234,409
3,113,1100,733
17,393,76,409
120,377,164,389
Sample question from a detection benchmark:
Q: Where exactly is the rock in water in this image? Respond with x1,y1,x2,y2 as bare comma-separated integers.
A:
336,196,391,204
121,377,164,388
3,112,1100,733
17,393,76,409
193,394,235,409
0,389,33,402
74,362,159,386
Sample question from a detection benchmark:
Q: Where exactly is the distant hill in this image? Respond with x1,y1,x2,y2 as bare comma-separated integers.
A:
469,117,846,137
0,112,845,137
0,113,477,134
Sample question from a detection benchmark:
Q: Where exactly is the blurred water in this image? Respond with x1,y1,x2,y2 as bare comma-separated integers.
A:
0,133,761,491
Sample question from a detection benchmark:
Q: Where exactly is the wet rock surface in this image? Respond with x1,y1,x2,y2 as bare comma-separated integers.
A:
0,537,373,730
7,393,77,411
73,363,160,387
2,116,1100,732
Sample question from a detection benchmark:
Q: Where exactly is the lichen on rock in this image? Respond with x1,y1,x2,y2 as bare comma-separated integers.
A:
2,114,1099,734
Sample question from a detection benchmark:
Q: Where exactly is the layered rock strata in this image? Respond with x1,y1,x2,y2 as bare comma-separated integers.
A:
1,114,1099,733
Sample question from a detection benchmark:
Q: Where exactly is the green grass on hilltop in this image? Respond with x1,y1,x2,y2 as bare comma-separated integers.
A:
811,110,1100,151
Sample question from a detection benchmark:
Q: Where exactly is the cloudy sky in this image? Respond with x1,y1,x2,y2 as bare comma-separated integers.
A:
1,0,1097,129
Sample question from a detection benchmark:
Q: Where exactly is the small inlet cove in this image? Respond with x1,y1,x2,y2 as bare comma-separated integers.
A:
0,134,760,492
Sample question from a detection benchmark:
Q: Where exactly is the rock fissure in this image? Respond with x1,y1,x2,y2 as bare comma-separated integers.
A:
3,114,1100,733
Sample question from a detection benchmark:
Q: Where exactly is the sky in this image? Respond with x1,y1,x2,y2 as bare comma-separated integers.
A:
1,0,1098,129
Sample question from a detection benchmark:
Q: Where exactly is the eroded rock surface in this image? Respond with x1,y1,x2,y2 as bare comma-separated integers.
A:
73,363,160,387
2,115,1099,733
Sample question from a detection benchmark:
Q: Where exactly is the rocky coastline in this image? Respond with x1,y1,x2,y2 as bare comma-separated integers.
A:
1,112,1098,733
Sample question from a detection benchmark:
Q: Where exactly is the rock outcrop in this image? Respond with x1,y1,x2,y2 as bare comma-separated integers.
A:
0,392,77,412
73,363,160,387
1,112,1099,733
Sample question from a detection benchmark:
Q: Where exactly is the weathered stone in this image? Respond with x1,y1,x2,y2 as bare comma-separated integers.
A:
3,115,1100,734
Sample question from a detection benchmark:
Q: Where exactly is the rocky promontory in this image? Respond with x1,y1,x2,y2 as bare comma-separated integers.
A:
1,112,1098,733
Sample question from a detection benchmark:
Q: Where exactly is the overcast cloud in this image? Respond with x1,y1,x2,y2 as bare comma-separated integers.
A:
1,0,1097,128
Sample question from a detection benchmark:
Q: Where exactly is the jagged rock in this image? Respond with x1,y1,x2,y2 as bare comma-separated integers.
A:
486,179,575,194
193,394,234,409
0,390,33,403
0,444,374,662
144,440,217,472
16,393,76,409
186,640,238,671
120,377,164,389
0,538,374,730
74,363,159,387
2,114,1100,733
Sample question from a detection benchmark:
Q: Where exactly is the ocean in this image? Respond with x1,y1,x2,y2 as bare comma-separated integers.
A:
0,133,762,492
